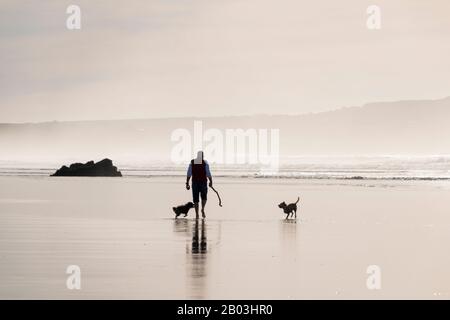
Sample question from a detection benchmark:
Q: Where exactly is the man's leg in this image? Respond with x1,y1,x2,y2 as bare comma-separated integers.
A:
194,202,199,219
201,200,207,219
200,182,208,219
192,182,200,219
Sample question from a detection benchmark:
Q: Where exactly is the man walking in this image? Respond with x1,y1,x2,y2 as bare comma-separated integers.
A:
186,151,213,219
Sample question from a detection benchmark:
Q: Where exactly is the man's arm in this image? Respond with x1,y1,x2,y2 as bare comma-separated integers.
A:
208,176,213,188
186,163,192,190
205,162,213,187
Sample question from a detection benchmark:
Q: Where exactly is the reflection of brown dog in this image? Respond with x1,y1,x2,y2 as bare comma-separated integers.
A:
173,202,194,218
278,197,299,219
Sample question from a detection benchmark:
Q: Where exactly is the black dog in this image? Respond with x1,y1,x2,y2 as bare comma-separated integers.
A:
278,197,299,219
172,202,194,218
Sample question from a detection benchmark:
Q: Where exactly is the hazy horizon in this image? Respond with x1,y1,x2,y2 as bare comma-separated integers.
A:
1,97,449,162
1,95,449,125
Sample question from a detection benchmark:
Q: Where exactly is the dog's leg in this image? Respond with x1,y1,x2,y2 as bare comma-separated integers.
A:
294,209,297,219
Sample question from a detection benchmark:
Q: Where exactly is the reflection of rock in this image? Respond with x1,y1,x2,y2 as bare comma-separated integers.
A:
51,158,122,177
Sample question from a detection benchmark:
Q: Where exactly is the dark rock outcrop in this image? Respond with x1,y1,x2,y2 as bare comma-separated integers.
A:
51,158,122,177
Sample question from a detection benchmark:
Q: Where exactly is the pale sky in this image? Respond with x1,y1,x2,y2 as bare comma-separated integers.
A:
1,0,449,123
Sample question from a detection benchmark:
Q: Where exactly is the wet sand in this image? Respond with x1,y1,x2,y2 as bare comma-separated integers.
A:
0,176,450,299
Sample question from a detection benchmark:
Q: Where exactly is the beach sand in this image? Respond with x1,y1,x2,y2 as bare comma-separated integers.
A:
0,176,450,299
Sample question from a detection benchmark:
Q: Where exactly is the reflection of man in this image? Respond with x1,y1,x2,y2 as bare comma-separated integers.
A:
192,219,207,254
186,151,213,219
188,219,208,299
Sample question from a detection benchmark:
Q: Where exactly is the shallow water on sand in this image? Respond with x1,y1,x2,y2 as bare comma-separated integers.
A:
1,176,450,299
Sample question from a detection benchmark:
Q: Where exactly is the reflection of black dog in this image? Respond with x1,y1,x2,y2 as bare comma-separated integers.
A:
278,197,299,219
173,202,194,218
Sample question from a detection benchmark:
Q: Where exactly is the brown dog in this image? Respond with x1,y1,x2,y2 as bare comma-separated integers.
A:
278,197,299,219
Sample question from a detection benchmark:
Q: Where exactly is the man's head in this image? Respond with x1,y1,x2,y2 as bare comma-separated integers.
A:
194,151,204,164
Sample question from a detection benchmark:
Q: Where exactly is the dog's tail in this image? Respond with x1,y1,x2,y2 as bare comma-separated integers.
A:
295,197,300,204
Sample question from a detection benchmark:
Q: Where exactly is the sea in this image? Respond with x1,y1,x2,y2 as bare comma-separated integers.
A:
0,155,449,180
